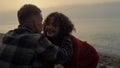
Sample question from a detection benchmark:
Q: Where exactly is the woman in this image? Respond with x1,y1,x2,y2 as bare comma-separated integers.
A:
43,12,73,68
43,12,99,68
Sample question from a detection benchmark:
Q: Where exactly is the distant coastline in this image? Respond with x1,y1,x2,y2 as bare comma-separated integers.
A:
0,33,120,68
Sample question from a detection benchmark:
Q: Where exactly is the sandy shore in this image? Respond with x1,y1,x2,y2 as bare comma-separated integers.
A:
0,33,120,68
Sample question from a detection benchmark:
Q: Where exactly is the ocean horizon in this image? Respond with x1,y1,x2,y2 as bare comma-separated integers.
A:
73,19,120,56
0,18,120,56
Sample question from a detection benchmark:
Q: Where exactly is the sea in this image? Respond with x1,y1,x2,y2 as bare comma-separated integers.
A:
72,19,120,56
0,18,120,56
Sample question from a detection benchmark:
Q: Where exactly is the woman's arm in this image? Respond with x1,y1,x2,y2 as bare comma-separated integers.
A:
37,36,73,64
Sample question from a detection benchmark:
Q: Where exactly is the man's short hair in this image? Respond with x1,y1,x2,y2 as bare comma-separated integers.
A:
17,4,41,24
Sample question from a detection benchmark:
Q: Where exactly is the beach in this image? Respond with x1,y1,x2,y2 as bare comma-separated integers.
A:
0,33,120,68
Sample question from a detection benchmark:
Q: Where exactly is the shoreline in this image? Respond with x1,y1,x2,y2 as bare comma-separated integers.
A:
0,33,120,68
98,52,120,68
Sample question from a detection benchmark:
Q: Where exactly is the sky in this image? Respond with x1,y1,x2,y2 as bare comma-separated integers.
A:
0,0,120,11
0,0,120,33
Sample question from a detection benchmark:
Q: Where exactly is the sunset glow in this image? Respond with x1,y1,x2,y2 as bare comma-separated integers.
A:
0,0,120,11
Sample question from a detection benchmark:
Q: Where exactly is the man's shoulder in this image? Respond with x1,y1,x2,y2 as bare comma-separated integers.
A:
18,33,42,44
3,29,42,44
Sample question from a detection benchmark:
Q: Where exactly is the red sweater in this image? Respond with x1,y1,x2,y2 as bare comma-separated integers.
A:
63,35,99,68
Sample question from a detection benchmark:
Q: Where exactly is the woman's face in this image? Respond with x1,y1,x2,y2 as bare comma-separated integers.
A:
44,17,60,38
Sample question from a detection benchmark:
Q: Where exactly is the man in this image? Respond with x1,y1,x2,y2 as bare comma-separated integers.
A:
0,4,72,68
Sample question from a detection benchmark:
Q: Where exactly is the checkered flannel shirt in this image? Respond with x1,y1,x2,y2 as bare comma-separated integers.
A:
0,25,72,68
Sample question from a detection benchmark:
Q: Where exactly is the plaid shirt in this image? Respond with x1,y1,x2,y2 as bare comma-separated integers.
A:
0,25,73,68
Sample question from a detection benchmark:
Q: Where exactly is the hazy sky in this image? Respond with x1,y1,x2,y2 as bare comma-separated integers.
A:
0,0,120,33
0,0,120,11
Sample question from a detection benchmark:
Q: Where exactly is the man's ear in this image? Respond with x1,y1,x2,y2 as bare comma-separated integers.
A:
32,19,36,31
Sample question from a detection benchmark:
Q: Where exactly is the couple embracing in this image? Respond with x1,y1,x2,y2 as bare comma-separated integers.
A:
0,4,99,68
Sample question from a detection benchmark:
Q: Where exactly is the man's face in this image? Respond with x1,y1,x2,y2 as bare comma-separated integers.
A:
44,17,60,37
33,14,43,33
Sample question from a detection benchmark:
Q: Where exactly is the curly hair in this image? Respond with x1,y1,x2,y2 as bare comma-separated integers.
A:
43,12,75,37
